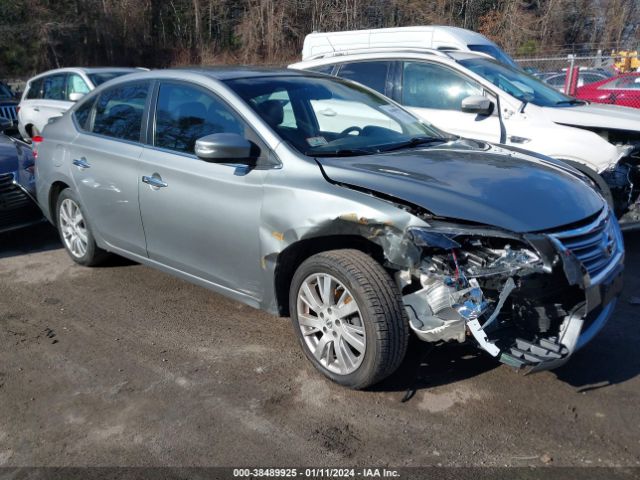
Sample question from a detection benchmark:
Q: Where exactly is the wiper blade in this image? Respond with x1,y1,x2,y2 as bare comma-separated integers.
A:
555,99,586,106
306,148,374,157
379,136,446,152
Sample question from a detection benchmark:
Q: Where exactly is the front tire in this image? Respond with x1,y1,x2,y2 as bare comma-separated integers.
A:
56,189,108,266
289,249,409,389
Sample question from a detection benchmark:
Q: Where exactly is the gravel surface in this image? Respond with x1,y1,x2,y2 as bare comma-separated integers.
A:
0,224,639,468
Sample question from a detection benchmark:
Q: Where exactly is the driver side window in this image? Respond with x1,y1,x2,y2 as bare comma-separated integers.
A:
154,82,245,154
402,61,483,110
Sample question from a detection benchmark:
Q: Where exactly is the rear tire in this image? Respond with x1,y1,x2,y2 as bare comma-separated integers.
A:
289,249,409,389
56,189,109,266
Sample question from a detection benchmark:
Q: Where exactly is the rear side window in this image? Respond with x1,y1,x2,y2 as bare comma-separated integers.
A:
402,61,483,110
92,82,149,141
26,78,43,99
337,61,391,94
154,82,244,154
42,74,66,100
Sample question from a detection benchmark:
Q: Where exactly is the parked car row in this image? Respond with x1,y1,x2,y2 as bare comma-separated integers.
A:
2,26,633,389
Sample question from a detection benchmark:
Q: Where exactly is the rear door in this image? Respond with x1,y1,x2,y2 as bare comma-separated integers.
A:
137,81,265,295
67,80,151,256
396,60,502,142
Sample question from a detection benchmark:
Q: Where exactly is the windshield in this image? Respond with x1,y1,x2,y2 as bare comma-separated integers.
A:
467,44,519,69
459,57,577,107
0,83,13,100
225,75,448,156
88,71,132,86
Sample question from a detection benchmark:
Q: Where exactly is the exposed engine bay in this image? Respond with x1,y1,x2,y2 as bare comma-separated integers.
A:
395,216,624,373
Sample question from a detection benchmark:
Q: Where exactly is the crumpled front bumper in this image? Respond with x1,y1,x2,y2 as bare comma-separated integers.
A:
501,211,625,372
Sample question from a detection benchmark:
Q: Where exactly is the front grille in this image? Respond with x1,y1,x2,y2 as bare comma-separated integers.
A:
550,209,622,282
0,173,41,228
0,104,17,121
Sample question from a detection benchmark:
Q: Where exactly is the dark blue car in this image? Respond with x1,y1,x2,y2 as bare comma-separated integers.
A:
0,119,41,233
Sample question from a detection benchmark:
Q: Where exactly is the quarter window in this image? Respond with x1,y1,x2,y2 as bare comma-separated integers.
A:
154,82,244,154
338,61,391,94
402,62,483,110
42,74,66,101
67,74,90,98
92,82,149,141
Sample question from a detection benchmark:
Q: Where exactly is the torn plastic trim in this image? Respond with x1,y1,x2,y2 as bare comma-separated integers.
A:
398,212,623,373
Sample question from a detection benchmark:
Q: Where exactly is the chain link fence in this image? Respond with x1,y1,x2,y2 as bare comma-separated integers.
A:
515,52,640,109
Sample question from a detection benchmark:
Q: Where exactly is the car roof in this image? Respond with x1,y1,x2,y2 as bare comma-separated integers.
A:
168,66,324,80
28,67,142,80
290,49,493,68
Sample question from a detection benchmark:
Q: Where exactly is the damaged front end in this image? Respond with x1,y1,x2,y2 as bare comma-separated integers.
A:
396,208,624,372
603,143,640,228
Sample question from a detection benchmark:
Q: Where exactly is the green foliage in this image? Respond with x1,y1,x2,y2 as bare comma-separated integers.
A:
517,40,539,56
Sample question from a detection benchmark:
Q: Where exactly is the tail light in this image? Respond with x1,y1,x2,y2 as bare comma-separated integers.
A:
32,135,43,159
16,106,20,114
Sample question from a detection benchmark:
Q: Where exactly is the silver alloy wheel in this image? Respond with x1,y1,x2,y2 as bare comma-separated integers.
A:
59,198,88,259
296,273,366,375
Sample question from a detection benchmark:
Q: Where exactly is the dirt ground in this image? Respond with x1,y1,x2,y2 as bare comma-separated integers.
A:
0,223,639,468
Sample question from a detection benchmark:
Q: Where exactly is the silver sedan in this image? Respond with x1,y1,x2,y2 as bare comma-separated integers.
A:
35,68,623,388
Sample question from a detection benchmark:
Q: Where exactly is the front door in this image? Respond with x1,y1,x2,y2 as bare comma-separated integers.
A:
399,61,502,142
138,81,265,296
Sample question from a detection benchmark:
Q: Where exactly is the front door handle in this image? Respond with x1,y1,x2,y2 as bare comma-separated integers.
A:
72,157,91,169
33,107,40,112
142,175,168,188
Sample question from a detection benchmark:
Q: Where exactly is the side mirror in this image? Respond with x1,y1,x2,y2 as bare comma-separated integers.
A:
461,95,494,115
195,133,252,161
0,117,11,133
68,92,85,102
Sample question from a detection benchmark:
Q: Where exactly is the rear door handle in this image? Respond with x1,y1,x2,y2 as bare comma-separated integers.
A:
142,175,168,188
72,157,91,169
33,107,40,112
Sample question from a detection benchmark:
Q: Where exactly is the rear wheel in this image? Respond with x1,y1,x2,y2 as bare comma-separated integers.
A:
289,249,409,389
56,189,108,266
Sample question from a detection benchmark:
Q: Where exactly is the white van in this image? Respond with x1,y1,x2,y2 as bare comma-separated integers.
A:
302,26,519,68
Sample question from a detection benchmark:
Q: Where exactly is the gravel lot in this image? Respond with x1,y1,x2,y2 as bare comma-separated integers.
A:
0,223,639,468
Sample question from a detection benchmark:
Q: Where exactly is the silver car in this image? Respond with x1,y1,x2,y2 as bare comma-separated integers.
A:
35,68,624,389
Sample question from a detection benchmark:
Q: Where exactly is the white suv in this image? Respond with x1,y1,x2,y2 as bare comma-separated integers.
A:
18,67,141,140
290,49,640,228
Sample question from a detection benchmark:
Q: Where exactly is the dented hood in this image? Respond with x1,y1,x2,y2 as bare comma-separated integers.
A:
317,143,604,233
541,102,640,130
